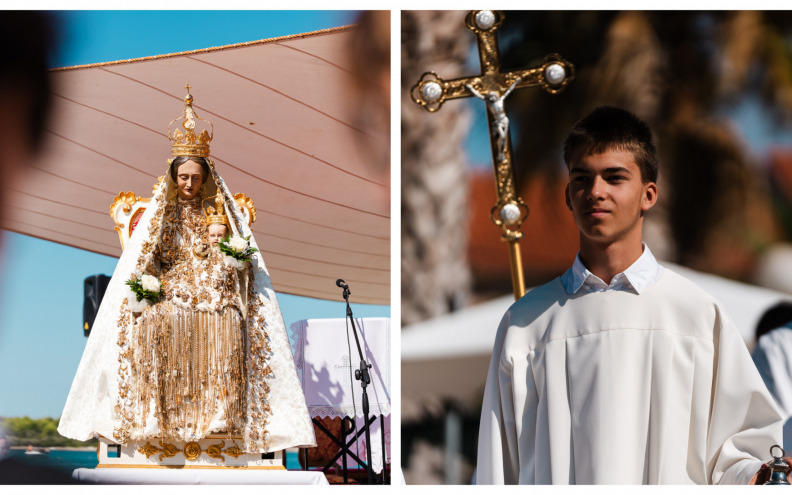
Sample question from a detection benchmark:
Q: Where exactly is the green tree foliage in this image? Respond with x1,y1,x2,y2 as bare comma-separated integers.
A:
0,416,97,447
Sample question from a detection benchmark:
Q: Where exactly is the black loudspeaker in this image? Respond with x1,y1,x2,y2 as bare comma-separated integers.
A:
84,274,111,337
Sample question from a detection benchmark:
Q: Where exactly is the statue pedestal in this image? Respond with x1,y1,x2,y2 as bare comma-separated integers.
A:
97,435,284,469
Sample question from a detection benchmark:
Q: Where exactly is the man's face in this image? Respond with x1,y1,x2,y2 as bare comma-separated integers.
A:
565,148,657,246
208,224,227,245
176,160,204,200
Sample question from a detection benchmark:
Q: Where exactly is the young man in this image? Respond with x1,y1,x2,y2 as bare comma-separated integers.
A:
475,106,784,484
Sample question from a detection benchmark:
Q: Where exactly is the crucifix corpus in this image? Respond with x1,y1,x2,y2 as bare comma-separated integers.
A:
411,10,575,300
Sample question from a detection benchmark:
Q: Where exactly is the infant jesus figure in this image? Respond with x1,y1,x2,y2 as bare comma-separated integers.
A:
203,194,257,272
204,195,229,246
208,219,228,246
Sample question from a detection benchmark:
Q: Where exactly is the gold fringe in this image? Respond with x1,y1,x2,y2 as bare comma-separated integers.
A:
131,301,246,442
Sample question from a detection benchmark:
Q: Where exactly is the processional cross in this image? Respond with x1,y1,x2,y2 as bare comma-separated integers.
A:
410,10,574,300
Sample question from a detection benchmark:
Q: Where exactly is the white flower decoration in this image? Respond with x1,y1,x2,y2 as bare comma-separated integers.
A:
228,235,248,253
126,291,150,313
141,274,161,293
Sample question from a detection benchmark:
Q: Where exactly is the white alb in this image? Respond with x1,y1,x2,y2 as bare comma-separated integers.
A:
477,264,783,484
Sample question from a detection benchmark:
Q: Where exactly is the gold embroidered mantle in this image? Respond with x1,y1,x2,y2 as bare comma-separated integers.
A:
113,197,249,444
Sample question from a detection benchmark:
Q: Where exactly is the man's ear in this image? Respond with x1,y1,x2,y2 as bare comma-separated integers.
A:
641,182,658,212
565,184,572,211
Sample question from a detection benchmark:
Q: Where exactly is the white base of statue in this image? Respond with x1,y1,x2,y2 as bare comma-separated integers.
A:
72,468,329,484
97,435,283,468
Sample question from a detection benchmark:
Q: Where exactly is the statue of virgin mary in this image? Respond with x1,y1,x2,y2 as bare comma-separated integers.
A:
58,88,316,455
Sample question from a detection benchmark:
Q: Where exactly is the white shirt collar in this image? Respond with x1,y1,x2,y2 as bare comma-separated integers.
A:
560,243,664,295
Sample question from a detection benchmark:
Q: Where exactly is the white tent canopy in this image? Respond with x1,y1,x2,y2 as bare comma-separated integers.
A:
402,263,792,415
2,26,389,305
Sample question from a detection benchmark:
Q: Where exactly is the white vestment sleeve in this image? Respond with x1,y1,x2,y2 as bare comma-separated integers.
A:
753,327,792,418
707,306,783,484
476,308,523,484
752,326,792,453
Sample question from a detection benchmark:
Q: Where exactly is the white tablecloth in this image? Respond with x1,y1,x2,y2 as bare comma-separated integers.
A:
289,317,391,473
290,317,390,419
72,468,328,484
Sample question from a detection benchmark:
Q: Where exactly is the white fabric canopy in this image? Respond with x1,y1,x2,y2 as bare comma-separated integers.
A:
2,26,389,305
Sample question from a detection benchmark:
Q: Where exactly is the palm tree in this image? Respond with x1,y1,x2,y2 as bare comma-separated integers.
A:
401,11,474,326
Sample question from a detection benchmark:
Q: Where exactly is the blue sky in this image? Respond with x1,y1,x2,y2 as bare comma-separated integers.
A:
51,11,359,68
0,10,390,419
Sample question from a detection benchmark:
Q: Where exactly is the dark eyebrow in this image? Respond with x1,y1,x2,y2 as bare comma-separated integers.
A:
603,167,632,174
569,166,632,175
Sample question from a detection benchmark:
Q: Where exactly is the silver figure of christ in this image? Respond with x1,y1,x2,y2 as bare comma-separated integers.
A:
466,77,521,163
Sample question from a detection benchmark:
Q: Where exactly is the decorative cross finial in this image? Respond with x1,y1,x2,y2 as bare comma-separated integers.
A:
410,10,575,300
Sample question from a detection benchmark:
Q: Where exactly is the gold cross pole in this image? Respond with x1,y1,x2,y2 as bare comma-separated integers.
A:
410,10,575,300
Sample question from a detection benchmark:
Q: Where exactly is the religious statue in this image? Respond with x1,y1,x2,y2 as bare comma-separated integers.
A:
58,87,316,465
466,77,520,163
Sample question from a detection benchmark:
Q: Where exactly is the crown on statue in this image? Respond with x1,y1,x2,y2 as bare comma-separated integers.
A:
168,84,214,158
203,195,228,226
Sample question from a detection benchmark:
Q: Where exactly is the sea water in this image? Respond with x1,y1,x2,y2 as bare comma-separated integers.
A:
6,449,97,474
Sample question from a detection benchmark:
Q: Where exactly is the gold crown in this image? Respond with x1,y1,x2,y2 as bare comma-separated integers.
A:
203,195,228,226
168,84,213,158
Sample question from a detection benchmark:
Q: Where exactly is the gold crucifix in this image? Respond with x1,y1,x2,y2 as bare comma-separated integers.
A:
410,10,575,300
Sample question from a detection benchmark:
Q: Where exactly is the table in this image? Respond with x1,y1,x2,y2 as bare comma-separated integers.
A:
289,317,391,475
72,468,329,484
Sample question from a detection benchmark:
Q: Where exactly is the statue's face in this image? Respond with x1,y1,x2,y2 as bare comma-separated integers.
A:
208,224,227,245
176,160,204,200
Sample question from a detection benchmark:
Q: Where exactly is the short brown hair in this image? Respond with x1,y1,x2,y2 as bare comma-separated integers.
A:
563,106,658,183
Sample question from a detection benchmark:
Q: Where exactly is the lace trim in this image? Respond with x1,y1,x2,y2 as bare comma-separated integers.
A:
308,404,391,419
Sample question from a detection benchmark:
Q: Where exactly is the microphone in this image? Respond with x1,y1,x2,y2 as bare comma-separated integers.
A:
336,279,349,290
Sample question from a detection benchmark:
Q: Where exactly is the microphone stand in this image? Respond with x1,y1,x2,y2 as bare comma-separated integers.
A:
338,280,376,484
